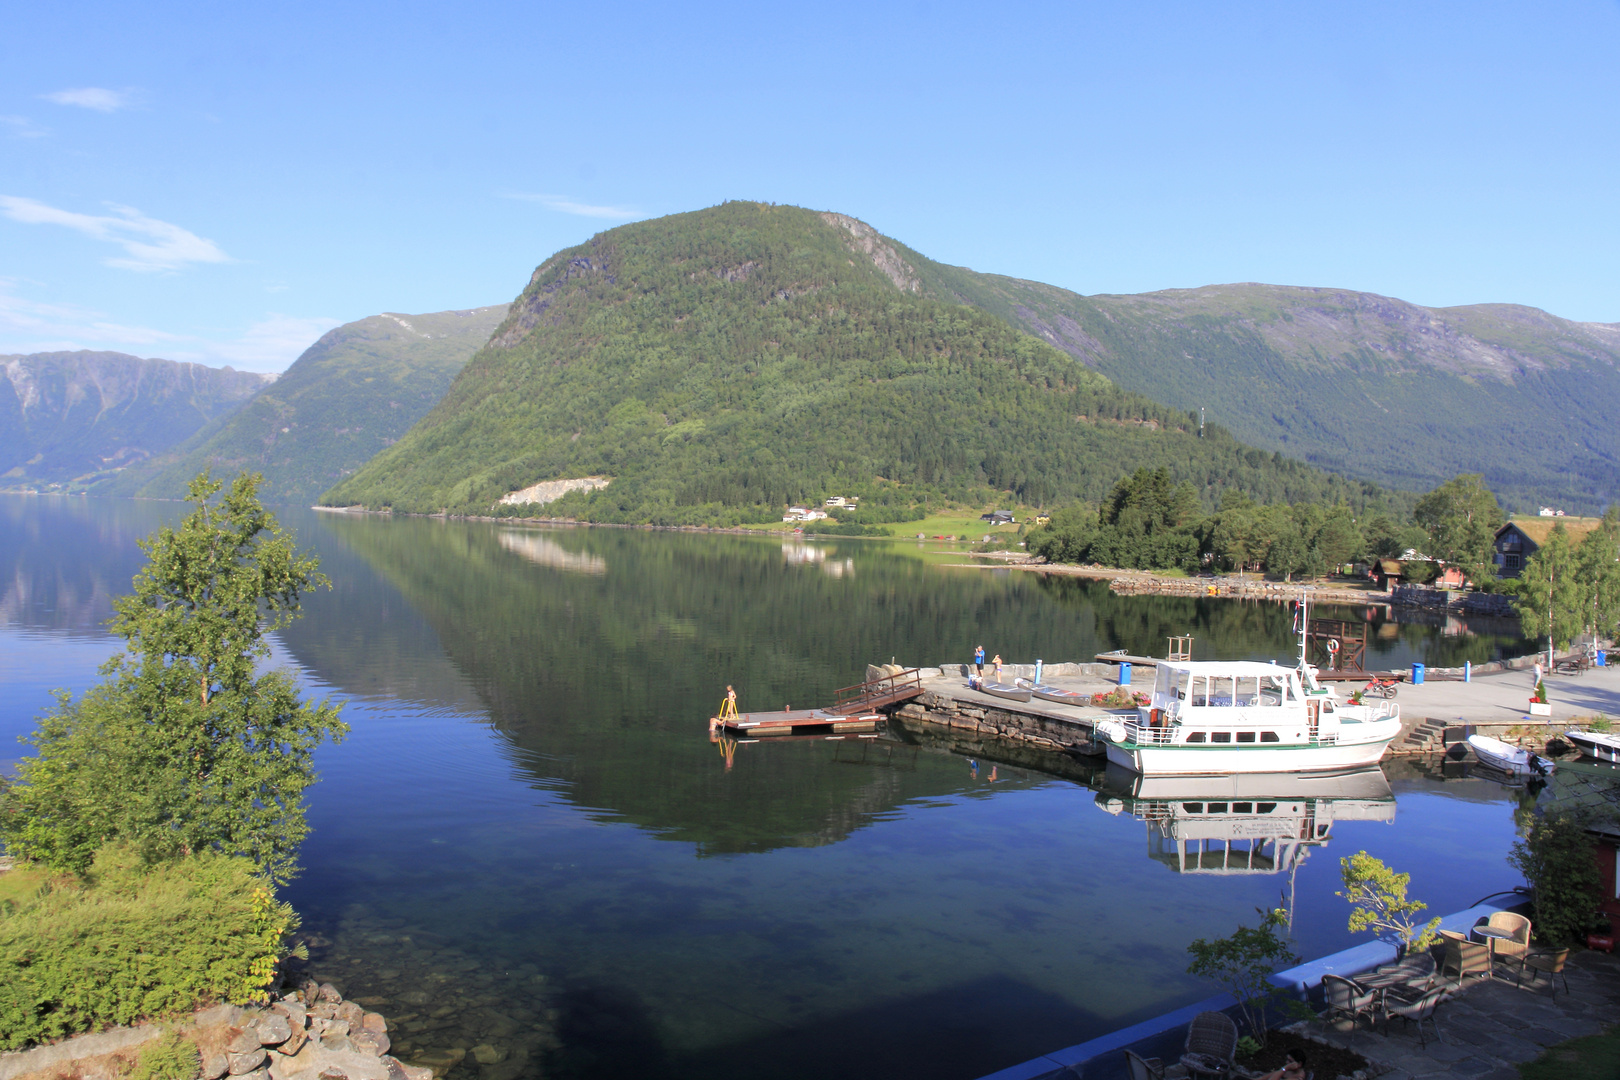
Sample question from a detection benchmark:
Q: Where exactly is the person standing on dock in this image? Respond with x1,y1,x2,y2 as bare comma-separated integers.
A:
992,654,1003,681
974,644,985,677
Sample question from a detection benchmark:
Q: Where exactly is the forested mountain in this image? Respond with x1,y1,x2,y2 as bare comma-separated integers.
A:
910,265,1620,513
322,203,1384,523
0,351,270,492
107,306,508,504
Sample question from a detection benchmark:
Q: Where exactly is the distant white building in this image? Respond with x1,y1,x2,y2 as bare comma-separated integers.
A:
1537,507,1567,517
783,506,828,522
823,496,858,509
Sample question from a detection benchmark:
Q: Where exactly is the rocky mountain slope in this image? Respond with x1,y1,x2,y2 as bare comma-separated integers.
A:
910,265,1620,512
110,306,508,504
0,352,271,492
321,203,1379,522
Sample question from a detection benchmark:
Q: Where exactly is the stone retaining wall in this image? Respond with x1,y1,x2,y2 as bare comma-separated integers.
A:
891,690,1105,757
1389,585,1517,616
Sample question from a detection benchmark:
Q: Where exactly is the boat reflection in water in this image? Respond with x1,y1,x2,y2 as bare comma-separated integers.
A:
1095,765,1395,878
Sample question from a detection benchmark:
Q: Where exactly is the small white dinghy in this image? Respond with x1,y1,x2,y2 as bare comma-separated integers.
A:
1467,733,1555,777
1565,728,1620,764
968,674,1032,702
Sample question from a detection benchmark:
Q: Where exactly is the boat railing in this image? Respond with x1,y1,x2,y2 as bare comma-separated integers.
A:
1122,721,1178,745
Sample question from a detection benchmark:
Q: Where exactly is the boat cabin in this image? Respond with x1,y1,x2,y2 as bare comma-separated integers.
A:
1135,660,1339,746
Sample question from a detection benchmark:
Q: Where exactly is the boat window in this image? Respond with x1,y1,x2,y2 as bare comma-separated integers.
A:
1232,802,1252,814
1182,802,1203,813
1236,731,1256,743
1261,731,1281,743
1211,732,1232,743
1175,670,1193,702
1185,731,1206,743
1256,802,1277,814
1206,802,1228,814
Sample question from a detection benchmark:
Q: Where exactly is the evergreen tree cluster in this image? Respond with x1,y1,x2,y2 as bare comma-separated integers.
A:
1028,466,1422,577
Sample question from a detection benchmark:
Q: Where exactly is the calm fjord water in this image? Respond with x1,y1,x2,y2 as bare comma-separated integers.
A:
0,495,1537,1080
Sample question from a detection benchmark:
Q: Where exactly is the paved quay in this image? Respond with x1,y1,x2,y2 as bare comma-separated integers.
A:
1297,947,1620,1080
1394,661,1620,727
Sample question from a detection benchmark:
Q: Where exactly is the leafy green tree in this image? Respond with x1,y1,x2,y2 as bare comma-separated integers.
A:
1312,505,1364,571
1509,813,1602,946
1573,506,1620,641
1337,851,1441,956
1,472,347,883
1513,523,1585,662
1413,474,1504,581
1186,907,1299,1044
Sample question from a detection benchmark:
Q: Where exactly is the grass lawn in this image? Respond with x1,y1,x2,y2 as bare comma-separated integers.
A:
875,510,1025,540
0,862,50,909
1518,1024,1620,1080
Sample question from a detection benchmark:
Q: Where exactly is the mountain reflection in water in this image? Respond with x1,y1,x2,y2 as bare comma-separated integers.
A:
0,499,1537,1080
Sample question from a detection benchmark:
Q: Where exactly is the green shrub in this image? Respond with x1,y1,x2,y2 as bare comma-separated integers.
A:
0,847,295,1050
1509,812,1603,946
131,1031,201,1080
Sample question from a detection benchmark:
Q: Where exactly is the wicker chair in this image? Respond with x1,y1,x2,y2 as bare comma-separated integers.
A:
1517,947,1571,998
1383,985,1447,1047
1471,911,1531,967
1438,930,1490,982
1321,973,1382,1027
1179,1011,1238,1080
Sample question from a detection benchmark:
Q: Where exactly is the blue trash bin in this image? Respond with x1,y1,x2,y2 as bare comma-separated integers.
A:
1119,662,1132,687
1598,650,1607,667
1412,662,1425,685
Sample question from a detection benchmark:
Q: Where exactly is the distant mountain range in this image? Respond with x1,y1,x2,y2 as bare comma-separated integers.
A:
13,204,1613,517
0,352,271,492
321,203,1382,521
104,306,508,503
915,270,1620,513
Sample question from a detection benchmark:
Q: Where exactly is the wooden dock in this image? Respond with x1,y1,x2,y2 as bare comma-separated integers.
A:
715,709,886,737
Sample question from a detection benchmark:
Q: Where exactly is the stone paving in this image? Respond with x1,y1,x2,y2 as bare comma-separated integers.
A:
1295,948,1620,1080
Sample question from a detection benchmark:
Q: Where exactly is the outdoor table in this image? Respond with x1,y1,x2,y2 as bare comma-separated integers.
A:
1475,926,1514,975
1180,1052,1229,1080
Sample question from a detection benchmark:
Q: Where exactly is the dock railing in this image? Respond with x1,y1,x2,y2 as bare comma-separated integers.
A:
834,668,924,712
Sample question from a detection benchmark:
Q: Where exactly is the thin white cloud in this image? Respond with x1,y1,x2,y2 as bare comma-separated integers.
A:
206,315,339,370
501,192,642,220
42,87,132,113
0,281,333,372
0,196,230,273
0,115,47,138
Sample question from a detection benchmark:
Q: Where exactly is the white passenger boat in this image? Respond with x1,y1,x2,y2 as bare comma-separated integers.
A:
1565,728,1620,763
1092,602,1401,776
1467,733,1555,776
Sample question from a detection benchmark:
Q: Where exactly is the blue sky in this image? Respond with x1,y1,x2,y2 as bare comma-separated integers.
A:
3,1,1618,371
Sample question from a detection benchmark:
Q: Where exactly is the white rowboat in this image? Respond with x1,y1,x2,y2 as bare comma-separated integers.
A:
1466,733,1555,777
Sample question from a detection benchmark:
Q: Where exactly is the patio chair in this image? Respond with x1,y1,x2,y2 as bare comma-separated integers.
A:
1516,947,1571,998
1321,973,1382,1027
1471,911,1531,967
1383,985,1448,1048
1179,1011,1238,1080
1438,930,1490,982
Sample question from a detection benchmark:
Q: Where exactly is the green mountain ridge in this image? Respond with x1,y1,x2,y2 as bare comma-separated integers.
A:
105,305,508,504
0,351,271,492
322,203,1383,521
917,272,1620,512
